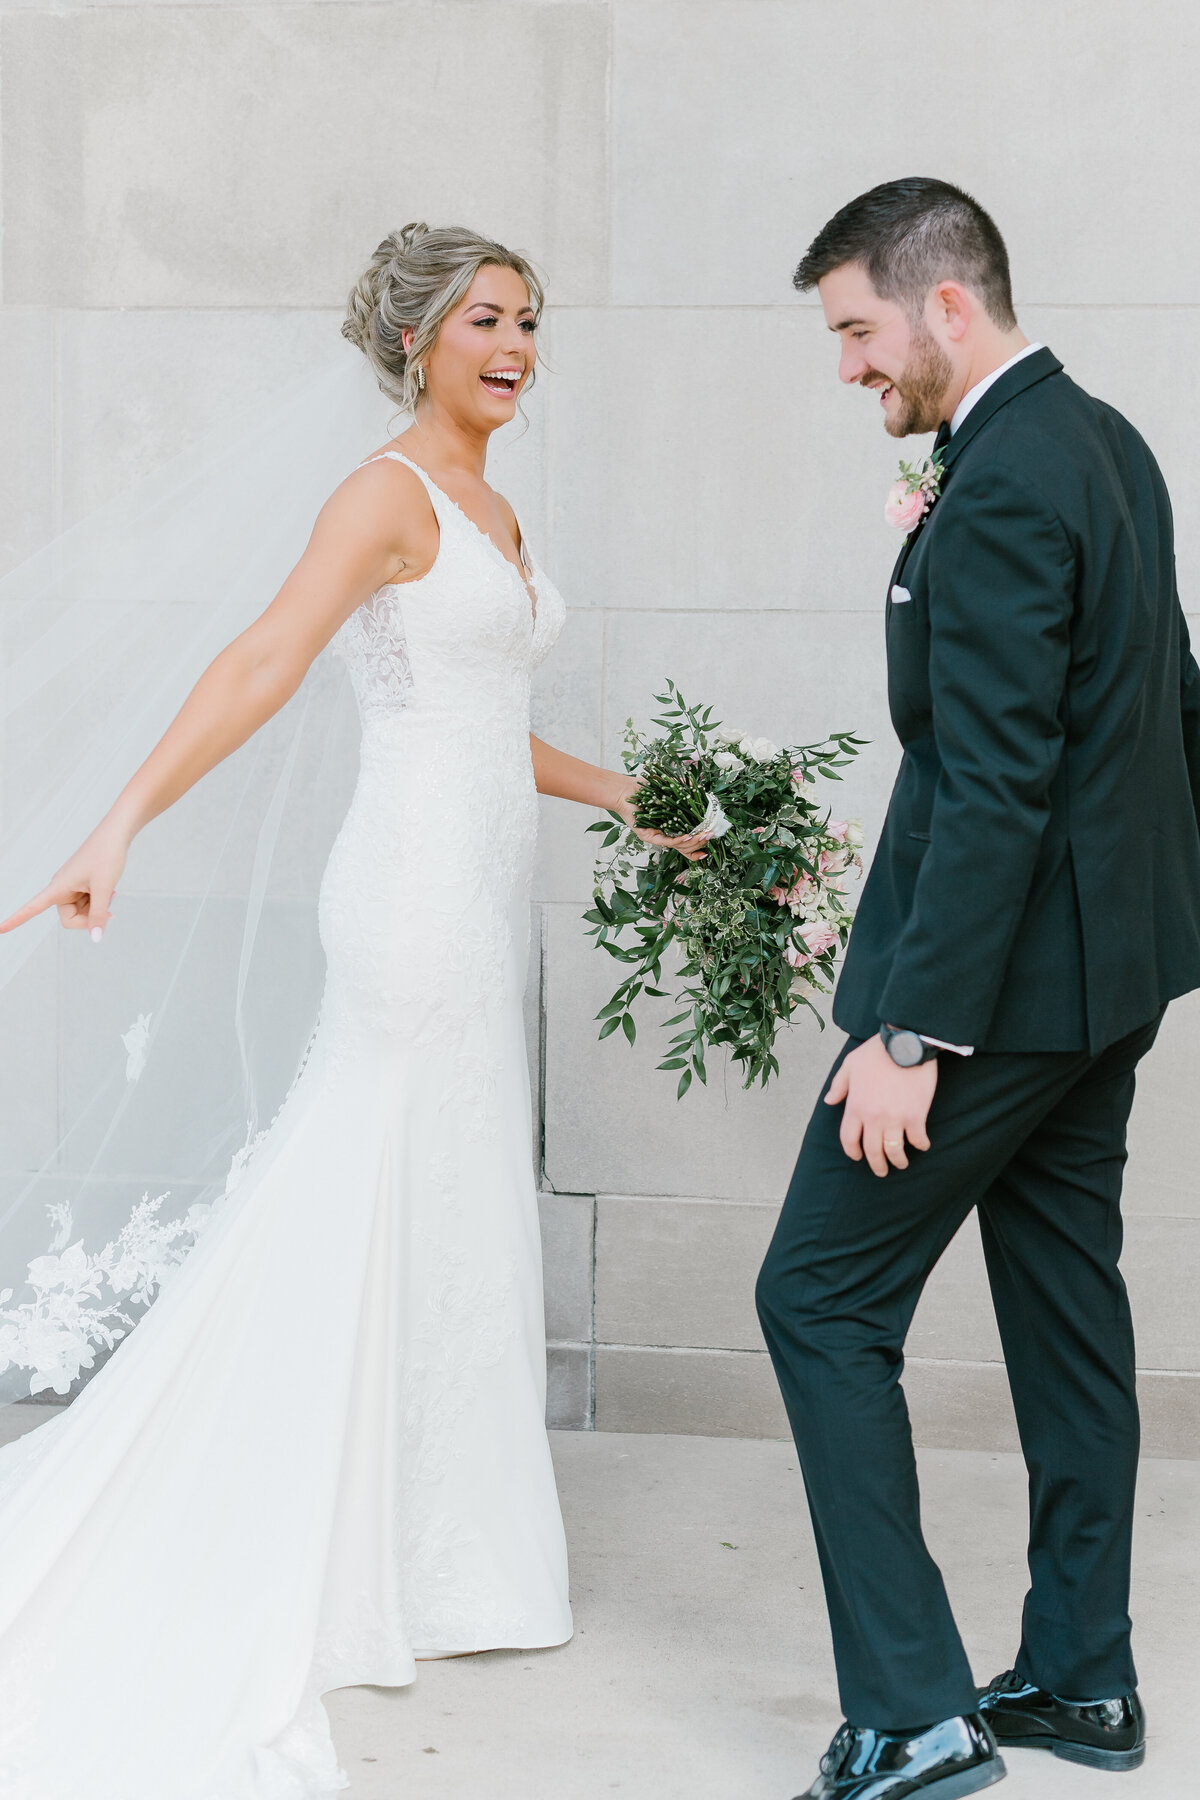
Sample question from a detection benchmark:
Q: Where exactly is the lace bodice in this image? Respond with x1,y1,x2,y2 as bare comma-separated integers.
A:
331,451,564,726
317,448,567,1071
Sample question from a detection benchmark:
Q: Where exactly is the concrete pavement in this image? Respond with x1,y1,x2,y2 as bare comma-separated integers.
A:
4,1409,1195,1797
331,1431,1199,1799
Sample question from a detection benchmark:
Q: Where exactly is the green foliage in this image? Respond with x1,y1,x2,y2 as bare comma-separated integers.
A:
586,683,866,1097
896,444,946,497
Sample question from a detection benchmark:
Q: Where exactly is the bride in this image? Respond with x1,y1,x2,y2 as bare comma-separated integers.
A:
0,222,703,1799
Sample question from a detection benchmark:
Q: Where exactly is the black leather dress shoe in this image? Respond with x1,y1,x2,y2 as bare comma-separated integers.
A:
794,1714,1005,1798
978,1669,1145,1771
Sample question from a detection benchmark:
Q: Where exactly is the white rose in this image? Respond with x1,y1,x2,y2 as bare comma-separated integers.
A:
846,820,864,850
738,735,781,764
713,751,744,773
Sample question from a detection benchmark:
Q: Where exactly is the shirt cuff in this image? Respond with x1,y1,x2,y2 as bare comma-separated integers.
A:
918,1034,975,1056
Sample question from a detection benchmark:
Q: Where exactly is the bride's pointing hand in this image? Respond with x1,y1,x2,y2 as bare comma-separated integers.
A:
0,821,128,940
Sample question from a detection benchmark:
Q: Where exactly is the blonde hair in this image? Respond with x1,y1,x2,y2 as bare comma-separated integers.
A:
341,223,545,413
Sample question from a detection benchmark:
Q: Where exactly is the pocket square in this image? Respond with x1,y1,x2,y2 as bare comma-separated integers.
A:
890,585,912,605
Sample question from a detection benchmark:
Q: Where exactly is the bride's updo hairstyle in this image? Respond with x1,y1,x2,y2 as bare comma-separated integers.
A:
342,223,546,414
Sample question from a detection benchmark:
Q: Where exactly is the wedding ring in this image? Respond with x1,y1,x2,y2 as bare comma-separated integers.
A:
883,1136,903,1147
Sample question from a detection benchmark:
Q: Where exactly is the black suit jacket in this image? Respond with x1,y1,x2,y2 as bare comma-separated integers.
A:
834,347,1200,1053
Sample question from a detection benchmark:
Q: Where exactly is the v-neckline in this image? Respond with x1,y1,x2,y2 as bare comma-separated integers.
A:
378,449,538,631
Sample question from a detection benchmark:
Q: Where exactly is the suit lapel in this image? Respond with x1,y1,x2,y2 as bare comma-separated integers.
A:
883,350,1063,607
939,346,1062,473
888,533,916,599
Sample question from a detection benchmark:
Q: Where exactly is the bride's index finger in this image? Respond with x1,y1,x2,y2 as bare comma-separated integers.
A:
0,889,56,933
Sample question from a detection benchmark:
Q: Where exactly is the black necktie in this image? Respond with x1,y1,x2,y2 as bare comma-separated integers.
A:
933,420,952,455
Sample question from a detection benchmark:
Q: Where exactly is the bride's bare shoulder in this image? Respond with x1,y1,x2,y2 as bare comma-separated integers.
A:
322,446,436,541
343,444,427,501
299,445,440,598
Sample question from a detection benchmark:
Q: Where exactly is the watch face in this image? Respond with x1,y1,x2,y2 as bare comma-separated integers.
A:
889,1030,925,1067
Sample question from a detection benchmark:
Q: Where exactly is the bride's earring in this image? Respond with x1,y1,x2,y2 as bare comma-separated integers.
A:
416,366,425,392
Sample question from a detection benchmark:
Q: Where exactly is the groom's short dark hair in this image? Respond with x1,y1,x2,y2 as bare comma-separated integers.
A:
794,177,1017,330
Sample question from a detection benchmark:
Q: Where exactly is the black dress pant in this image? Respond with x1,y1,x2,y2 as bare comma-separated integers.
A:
755,1015,1161,1733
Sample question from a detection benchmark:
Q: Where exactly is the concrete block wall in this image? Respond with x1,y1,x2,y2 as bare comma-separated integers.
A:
3,2,1199,1450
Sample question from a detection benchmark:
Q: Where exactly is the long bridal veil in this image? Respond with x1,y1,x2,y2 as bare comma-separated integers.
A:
0,350,393,1406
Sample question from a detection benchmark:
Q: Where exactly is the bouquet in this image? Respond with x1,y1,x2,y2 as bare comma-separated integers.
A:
586,683,865,1097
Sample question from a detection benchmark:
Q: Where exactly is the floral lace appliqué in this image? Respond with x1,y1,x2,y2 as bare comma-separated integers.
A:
331,587,415,721
0,1195,212,1397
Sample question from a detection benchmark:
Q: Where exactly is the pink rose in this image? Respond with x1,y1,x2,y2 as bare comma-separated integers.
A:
827,820,849,843
884,482,927,533
771,876,815,910
786,923,838,970
818,849,849,876
799,924,839,958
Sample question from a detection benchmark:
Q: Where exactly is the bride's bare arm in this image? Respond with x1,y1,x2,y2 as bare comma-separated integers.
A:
529,735,709,859
529,735,635,814
1,460,432,938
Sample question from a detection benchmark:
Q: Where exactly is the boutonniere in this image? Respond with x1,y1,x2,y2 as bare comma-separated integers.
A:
884,446,946,540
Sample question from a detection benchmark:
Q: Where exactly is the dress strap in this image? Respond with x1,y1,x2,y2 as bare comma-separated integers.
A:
358,452,535,619
359,450,449,524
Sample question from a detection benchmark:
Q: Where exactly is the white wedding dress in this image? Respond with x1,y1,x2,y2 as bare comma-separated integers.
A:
0,450,573,1798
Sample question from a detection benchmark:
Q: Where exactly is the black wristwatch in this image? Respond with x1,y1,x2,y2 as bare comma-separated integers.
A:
879,1023,940,1068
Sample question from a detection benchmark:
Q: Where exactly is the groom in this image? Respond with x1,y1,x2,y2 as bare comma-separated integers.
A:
756,177,1200,1800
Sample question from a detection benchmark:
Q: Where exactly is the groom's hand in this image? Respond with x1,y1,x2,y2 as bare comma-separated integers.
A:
824,1036,937,1177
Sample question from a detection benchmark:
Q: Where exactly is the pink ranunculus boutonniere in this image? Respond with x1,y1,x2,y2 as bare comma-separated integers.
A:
884,445,946,541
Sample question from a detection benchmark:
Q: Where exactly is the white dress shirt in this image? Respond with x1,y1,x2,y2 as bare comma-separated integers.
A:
950,342,1044,435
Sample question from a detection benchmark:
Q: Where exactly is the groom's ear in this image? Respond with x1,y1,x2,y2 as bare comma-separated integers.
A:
926,281,974,344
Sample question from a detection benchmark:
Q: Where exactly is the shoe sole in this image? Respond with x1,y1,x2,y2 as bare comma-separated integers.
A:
1001,1733,1145,1772
788,1759,1007,1800
910,1759,1008,1799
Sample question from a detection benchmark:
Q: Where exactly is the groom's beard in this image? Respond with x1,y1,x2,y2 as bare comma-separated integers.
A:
869,326,954,438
